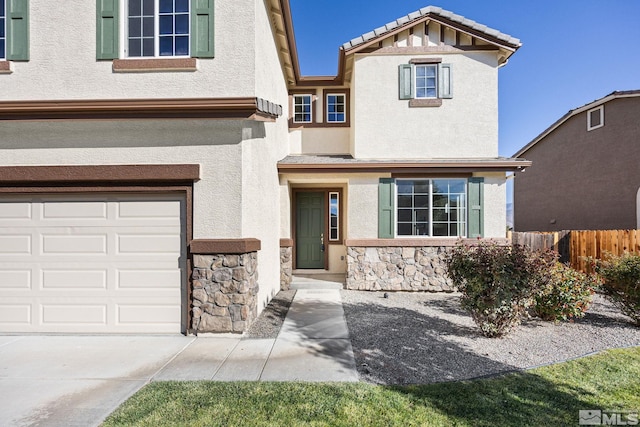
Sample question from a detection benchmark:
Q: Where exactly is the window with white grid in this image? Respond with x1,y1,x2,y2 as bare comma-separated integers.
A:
126,0,190,58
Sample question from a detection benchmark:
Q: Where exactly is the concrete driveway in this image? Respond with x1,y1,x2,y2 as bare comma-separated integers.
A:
0,286,358,426
0,335,239,427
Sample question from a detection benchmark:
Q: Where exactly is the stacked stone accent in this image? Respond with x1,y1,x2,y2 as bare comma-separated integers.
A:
280,246,293,290
191,252,258,333
346,246,454,292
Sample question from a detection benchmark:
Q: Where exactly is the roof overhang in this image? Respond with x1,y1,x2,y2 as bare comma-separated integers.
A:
278,156,531,174
514,90,640,158
0,97,283,121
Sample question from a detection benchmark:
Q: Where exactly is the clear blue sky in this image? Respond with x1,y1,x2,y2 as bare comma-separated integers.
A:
289,0,640,159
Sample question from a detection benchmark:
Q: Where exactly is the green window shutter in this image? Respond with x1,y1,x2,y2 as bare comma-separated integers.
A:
6,0,29,61
398,64,413,100
378,178,395,238
191,0,214,58
468,177,484,238
438,63,453,99
96,0,119,60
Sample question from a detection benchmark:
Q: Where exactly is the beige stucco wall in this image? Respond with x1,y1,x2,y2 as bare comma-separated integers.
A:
240,0,291,307
351,52,499,159
3,0,256,100
0,120,248,237
289,128,351,155
481,173,507,238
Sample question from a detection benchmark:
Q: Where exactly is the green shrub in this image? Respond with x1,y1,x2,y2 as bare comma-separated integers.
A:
533,263,597,322
445,243,556,337
596,252,640,326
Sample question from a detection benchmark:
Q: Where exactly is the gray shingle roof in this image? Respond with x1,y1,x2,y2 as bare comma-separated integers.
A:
342,5,521,51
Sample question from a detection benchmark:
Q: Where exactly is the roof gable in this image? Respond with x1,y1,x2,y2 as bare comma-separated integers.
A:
514,90,640,158
342,6,521,60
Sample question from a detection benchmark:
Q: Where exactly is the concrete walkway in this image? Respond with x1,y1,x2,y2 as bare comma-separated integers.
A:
157,275,359,382
0,275,358,426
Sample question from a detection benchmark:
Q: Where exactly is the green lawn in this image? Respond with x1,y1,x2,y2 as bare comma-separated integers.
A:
102,347,640,427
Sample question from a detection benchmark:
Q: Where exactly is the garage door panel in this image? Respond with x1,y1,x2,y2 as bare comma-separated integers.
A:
118,233,181,254
0,270,32,289
0,202,31,219
118,200,181,219
42,304,107,325
43,201,108,219
117,269,181,289
42,234,108,255
118,304,181,324
42,270,107,289
0,235,32,254
0,194,185,333
0,304,31,324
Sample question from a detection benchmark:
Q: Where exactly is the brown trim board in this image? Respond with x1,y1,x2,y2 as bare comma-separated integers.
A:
346,238,510,247
190,239,262,254
280,238,294,247
113,58,197,72
0,164,200,184
278,160,531,174
0,98,282,121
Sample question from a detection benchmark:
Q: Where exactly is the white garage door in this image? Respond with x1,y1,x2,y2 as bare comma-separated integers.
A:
0,194,185,333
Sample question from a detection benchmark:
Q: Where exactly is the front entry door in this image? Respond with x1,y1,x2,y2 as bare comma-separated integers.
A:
296,192,325,269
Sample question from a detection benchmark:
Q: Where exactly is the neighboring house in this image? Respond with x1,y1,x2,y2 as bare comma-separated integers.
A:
513,90,640,232
0,1,526,335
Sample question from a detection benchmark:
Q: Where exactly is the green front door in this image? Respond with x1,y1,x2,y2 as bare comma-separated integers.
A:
296,192,325,269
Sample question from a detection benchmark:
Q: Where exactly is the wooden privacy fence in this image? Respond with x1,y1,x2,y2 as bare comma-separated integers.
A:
508,230,640,272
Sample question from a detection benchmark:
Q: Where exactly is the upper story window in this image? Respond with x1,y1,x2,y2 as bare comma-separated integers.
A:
415,65,437,99
127,0,190,57
293,95,312,123
326,94,346,123
97,0,214,62
587,105,604,131
0,1,5,59
399,59,452,107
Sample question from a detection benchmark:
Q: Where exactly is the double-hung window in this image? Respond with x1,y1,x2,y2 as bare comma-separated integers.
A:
127,0,190,57
415,65,437,99
293,95,312,123
399,59,452,104
326,93,346,123
396,179,467,237
97,0,214,60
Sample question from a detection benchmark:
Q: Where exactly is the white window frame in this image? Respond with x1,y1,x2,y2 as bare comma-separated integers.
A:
293,94,313,123
329,192,340,242
0,0,5,61
587,105,604,131
415,64,438,99
395,178,468,238
121,0,191,59
326,93,346,123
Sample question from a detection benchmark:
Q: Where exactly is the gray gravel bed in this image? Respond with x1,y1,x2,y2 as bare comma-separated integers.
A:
244,290,296,339
340,290,640,385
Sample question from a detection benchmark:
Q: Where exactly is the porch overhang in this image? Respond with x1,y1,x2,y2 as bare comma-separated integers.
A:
278,155,531,174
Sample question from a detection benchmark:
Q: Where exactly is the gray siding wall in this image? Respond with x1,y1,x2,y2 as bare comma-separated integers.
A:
514,97,640,231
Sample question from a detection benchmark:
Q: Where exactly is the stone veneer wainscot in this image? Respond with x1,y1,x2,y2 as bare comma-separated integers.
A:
345,239,509,292
190,239,260,334
280,239,293,290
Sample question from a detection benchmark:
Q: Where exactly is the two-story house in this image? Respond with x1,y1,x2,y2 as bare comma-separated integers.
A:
514,90,640,232
278,6,527,292
0,1,526,335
